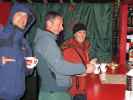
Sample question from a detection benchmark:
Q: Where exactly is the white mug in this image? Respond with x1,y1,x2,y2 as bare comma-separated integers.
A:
25,57,38,69
94,64,100,74
100,63,107,73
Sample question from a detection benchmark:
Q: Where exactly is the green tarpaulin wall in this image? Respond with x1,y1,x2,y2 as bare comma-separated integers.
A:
28,3,112,62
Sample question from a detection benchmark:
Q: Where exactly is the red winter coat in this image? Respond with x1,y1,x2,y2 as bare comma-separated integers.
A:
61,38,91,96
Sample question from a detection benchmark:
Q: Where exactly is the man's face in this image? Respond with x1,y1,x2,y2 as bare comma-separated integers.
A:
12,11,28,30
50,16,63,35
74,30,86,43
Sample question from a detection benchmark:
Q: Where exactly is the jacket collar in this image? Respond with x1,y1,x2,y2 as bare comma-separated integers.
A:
44,29,57,40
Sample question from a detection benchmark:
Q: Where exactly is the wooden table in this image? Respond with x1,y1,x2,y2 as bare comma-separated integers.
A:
86,66,127,100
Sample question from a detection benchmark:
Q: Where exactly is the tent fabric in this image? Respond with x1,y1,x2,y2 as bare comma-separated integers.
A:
0,2,11,26
28,3,112,62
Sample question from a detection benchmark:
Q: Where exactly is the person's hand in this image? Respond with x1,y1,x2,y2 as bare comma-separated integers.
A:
85,63,95,74
90,58,97,65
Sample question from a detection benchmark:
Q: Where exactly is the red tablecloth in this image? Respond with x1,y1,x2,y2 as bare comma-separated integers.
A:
86,67,127,100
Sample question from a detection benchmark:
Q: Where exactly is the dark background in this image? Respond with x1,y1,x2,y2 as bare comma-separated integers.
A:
2,0,113,3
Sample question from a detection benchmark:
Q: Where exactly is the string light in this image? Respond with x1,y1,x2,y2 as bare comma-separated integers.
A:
43,0,48,4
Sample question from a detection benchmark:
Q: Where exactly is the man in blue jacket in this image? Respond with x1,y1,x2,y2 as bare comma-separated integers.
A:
34,11,93,100
0,2,35,100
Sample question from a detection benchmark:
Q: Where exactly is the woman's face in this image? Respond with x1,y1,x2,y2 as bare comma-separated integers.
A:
74,30,86,43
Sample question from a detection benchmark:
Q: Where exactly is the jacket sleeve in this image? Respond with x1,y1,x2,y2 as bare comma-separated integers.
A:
34,37,86,76
21,38,32,57
22,38,33,75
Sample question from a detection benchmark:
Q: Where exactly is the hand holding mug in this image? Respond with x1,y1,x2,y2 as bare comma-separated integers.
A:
25,57,38,69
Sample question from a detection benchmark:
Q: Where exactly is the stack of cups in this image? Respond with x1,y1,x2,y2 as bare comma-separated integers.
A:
94,63,107,81
125,69,133,100
99,63,107,81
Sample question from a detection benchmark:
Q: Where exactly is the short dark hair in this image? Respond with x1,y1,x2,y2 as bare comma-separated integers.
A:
44,11,62,26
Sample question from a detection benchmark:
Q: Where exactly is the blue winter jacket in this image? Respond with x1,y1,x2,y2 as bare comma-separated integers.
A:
34,28,86,92
0,2,35,100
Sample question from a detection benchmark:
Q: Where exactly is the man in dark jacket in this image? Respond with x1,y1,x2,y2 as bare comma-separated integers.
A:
0,2,35,100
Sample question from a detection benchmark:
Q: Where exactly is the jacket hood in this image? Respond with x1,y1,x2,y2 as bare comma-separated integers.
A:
7,2,35,33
